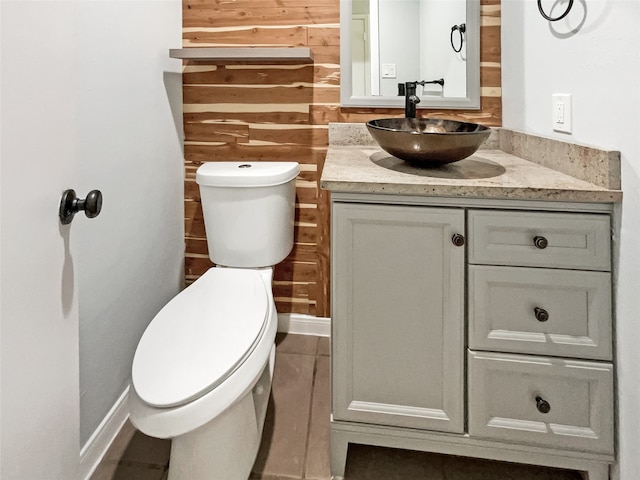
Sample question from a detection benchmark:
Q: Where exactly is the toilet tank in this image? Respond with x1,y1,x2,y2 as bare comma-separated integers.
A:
195,162,299,268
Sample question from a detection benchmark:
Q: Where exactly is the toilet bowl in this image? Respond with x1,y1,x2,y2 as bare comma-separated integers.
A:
130,267,277,479
129,161,299,480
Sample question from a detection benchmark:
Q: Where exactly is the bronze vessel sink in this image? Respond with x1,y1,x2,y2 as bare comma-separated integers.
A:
366,118,491,165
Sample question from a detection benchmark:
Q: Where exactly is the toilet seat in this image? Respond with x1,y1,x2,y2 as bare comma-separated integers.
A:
132,268,269,409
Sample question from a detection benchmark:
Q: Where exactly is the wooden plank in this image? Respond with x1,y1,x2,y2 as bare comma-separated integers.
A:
185,216,207,238
272,281,310,300
313,64,341,86
183,84,339,105
307,26,340,46
185,199,202,218
184,143,327,163
480,25,501,64
185,256,214,277
293,185,318,203
184,111,311,125
293,224,317,244
274,260,319,282
170,47,313,62
310,105,340,125
183,6,339,28
183,64,317,86
184,132,327,155
183,26,308,47
185,180,200,202
185,0,338,7
295,169,318,183
182,64,339,87
247,124,328,145
480,65,502,89
337,107,502,127
287,244,321,263
185,237,209,256
275,299,315,316
184,122,250,143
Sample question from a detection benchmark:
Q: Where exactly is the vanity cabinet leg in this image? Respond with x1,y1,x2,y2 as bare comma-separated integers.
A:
330,429,349,480
580,463,609,480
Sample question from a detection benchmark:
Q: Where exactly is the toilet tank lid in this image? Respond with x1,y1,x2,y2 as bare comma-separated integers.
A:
196,162,299,187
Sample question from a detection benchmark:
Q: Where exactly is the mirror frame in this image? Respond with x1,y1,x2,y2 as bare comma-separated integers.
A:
339,0,481,109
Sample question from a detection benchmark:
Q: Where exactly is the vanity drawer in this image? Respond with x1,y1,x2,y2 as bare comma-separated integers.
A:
469,265,612,360
468,210,611,271
468,350,614,454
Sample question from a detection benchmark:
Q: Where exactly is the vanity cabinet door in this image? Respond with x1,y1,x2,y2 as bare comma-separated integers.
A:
332,203,465,433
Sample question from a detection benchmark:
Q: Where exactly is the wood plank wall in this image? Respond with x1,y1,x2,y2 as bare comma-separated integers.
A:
182,0,502,318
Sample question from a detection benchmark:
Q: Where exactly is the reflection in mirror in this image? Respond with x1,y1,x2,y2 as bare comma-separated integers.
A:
340,0,480,109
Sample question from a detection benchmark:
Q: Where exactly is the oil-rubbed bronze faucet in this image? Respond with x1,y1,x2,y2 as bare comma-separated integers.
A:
404,82,421,118
398,79,445,118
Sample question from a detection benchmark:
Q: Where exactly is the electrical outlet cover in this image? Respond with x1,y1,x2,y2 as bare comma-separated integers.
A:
552,93,572,133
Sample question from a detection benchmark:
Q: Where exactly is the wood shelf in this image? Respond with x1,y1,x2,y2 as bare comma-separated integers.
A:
169,47,314,63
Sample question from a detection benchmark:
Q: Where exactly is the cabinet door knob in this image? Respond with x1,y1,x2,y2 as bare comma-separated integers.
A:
533,235,548,249
451,233,465,247
534,307,549,322
535,395,551,414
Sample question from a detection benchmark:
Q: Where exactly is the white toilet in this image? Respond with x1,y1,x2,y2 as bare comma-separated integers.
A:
129,161,299,480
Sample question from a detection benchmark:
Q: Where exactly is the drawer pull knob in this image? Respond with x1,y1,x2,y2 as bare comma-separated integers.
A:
533,236,548,249
534,307,549,322
535,396,551,414
451,233,465,247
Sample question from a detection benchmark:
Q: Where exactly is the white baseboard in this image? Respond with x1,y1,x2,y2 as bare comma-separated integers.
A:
80,386,130,480
278,313,331,337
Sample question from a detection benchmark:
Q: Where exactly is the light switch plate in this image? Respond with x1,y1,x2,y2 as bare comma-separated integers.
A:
382,64,396,79
552,93,572,133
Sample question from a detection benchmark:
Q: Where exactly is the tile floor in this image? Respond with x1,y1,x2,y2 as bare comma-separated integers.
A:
91,333,583,480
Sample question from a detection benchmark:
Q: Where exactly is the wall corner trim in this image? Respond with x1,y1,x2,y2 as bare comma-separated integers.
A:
80,386,130,480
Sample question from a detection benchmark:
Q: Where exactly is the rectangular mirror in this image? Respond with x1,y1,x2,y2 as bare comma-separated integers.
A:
340,0,480,109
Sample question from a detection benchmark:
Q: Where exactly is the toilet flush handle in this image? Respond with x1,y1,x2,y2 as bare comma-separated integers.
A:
59,189,103,225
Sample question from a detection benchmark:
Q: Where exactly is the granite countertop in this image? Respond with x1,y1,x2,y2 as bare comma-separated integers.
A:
321,124,622,204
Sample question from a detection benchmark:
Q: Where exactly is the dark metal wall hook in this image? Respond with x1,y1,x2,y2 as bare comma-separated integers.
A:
59,189,103,225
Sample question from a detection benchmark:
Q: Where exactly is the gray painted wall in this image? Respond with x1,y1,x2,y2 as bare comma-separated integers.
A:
74,1,184,446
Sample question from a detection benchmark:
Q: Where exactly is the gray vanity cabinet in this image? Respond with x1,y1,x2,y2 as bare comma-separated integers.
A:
330,196,615,480
331,202,465,433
